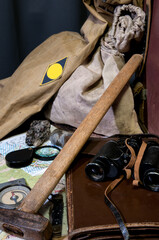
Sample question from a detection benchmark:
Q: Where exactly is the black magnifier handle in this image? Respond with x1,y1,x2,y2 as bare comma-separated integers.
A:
5,148,34,168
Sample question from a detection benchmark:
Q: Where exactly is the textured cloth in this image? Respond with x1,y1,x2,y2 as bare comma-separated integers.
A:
0,1,108,140
93,0,143,23
0,1,144,139
47,48,120,136
109,4,145,52
46,4,145,136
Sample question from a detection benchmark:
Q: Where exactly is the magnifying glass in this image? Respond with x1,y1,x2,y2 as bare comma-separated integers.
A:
5,145,61,168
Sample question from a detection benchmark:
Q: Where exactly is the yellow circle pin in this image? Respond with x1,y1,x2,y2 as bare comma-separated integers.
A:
40,57,67,86
47,63,63,80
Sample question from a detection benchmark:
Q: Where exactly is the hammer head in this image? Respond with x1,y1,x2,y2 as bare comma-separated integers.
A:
0,208,53,240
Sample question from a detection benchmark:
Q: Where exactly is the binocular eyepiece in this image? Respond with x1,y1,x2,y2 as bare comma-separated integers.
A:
85,138,159,192
139,141,159,191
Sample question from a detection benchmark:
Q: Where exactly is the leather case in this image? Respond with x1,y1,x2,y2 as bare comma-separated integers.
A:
66,135,159,239
146,0,159,134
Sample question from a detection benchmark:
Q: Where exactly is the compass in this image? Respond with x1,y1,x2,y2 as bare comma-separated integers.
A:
0,179,30,209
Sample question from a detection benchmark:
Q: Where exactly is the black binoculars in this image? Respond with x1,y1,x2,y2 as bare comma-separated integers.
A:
85,137,159,192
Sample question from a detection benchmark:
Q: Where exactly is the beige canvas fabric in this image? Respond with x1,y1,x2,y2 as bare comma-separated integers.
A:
0,2,108,140
92,0,143,23
0,0,143,139
46,47,121,136
110,4,145,52
46,4,145,136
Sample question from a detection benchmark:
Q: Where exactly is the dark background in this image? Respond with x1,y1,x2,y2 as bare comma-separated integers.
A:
0,0,88,80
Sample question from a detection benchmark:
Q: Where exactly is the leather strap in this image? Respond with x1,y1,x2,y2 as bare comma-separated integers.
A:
133,141,147,186
104,175,130,240
124,138,137,179
104,139,145,240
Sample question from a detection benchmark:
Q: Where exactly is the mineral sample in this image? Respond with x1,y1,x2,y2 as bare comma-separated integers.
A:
26,120,51,146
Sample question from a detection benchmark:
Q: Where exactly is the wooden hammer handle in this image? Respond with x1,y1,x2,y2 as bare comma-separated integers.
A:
19,54,143,213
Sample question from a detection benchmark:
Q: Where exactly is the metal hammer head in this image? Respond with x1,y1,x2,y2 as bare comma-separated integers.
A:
0,208,53,240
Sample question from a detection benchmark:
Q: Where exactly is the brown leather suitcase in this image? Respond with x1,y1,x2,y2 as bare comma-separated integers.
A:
66,136,159,239
146,1,159,134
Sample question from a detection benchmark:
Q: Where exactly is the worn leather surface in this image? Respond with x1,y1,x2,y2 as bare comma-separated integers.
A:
146,0,159,134
66,136,159,239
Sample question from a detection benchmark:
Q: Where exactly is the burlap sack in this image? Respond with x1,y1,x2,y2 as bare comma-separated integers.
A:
0,0,143,140
46,4,145,136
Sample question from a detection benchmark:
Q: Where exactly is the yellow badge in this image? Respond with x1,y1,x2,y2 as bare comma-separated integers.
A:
40,57,67,86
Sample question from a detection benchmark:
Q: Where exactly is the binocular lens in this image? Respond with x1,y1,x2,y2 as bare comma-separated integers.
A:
85,163,105,181
143,170,159,191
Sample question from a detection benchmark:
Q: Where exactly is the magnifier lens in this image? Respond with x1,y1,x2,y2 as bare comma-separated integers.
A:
34,146,60,161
